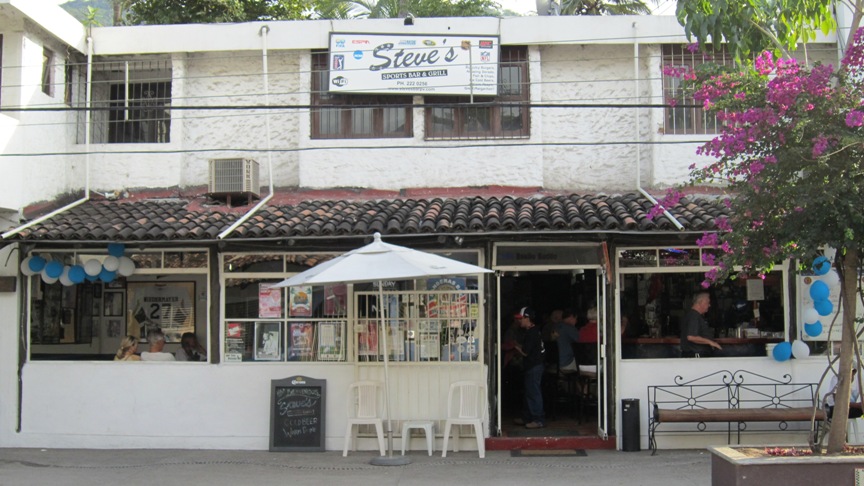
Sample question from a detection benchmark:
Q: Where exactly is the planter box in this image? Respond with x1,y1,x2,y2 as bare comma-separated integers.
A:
711,446,864,486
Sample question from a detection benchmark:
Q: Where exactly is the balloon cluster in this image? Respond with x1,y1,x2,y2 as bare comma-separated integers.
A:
773,256,838,361
19,243,135,286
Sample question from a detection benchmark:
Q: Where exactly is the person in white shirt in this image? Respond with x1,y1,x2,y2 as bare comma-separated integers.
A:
141,329,176,361
825,368,862,419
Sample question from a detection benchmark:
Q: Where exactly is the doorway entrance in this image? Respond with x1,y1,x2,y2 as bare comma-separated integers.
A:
495,269,608,441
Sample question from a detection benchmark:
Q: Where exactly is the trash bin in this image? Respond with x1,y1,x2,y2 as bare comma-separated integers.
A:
622,398,640,452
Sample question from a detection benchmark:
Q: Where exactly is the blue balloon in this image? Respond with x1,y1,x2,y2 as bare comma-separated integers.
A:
68,265,86,284
812,256,831,275
99,268,116,283
28,255,46,273
44,261,63,278
815,299,834,316
809,280,830,301
107,243,126,257
85,273,99,282
772,341,792,361
804,321,823,337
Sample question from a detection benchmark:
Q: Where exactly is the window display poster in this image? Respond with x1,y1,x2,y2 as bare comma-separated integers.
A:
288,322,314,360
289,285,312,317
358,319,379,356
259,284,282,318
317,322,342,361
127,282,195,343
426,277,467,318
225,322,245,362
324,284,347,316
255,322,282,360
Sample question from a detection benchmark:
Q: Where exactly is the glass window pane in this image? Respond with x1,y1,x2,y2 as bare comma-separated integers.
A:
659,248,699,267
500,105,523,131
225,278,285,319
382,107,405,134
318,108,341,135
131,252,162,269
165,251,207,269
430,106,455,135
618,249,657,267
224,254,283,273
464,107,490,134
500,65,521,96
351,107,373,135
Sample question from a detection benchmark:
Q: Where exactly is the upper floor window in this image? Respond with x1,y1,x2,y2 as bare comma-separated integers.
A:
424,46,530,140
662,45,733,135
311,52,412,139
85,58,172,144
42,47,55,96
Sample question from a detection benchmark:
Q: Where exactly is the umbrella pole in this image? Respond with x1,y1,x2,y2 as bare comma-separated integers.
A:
370,283,410,466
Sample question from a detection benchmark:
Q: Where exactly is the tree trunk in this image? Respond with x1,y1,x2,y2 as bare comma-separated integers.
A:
826,248,858,454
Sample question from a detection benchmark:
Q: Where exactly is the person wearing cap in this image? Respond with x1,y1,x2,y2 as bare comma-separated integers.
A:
513,306,546,429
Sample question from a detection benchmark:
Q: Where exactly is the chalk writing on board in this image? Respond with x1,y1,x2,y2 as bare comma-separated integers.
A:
270,377,326,451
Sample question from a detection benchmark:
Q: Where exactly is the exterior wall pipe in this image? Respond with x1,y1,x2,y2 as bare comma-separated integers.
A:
2,36,94,240
632,23,684,231
218,25,274,240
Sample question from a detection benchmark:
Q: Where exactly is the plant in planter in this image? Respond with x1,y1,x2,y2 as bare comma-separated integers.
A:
658,1,864,455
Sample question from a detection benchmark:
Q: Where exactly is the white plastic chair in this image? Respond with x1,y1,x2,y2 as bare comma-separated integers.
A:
343,381,386,457
441,381,487,458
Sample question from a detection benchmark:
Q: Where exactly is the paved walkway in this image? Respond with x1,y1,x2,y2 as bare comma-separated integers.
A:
0,448,712,485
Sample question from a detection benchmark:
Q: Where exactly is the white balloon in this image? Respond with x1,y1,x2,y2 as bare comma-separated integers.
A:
791,339,810,359
84,259,102,276
102,255,120,272
41,269,58,285
802,307,819,325
59,267,74,287
117,256,136,277
20,256,36,276
821,270,841,289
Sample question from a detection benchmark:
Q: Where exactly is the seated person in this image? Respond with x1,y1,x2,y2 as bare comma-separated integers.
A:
114,335,141,361
579,307,599,343
825,368,862,419
140,329,176,361
555,309,580,373
175,332,207,362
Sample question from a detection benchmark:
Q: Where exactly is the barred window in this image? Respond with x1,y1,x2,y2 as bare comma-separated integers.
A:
311,52,412,139
424,46,530,140
662,45,733,135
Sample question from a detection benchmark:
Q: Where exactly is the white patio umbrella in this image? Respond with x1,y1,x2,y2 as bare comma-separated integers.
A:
272,232,492,465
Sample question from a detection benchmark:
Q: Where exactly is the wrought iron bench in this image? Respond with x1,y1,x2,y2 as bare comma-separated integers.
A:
647,370,826,455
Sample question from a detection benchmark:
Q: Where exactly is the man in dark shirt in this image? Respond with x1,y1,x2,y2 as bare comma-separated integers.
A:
680,292,722,358
514,307,546,429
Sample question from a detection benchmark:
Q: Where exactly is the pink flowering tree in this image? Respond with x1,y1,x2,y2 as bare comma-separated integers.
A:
657,27,864,454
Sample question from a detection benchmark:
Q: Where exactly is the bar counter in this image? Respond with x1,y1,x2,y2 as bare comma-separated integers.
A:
622,337,783,359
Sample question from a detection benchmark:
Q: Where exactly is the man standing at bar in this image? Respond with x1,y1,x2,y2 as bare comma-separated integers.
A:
680,292,722,358
514,307,546,429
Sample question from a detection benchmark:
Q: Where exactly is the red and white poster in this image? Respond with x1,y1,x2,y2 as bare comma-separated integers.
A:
258,283,282,318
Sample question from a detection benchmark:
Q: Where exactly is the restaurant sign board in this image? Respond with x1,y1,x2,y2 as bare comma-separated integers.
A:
327,33,500,96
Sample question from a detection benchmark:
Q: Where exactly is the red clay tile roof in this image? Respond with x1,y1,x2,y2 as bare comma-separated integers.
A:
6,192,728,242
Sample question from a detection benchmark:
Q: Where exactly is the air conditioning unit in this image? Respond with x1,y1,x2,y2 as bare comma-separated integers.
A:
208,158,260,199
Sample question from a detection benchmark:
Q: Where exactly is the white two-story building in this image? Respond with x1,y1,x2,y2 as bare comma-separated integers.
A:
0,0,854,453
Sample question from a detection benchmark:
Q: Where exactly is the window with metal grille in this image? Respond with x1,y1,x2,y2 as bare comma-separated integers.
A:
662,45,733,135
424,46,530,140
311,52,412,139
82,58,172,144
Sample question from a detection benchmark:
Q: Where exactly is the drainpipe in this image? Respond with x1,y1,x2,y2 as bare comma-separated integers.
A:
632,23,684,231
2,37,94,240
218,25,274,240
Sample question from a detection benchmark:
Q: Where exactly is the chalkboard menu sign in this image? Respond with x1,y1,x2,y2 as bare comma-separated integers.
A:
270,376,326,452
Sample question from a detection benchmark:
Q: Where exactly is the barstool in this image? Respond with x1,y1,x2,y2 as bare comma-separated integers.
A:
401,420,435,456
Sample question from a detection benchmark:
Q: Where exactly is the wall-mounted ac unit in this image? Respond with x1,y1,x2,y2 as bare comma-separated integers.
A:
208,158,260,198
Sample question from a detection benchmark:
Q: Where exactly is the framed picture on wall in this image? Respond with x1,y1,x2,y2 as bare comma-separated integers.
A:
255,322,282,361
103,291,124,317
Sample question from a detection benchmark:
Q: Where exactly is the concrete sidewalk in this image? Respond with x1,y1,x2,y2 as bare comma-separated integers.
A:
0,448,712,485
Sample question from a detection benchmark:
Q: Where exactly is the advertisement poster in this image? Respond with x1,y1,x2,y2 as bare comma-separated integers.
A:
225,322,244,362
289,285,312,317
259,284,282,318
324,284,347,316
357,319,379,357
127,282,195,342
288,322,314,360
317,322,343,361
427,277,467,318
255,322,282,361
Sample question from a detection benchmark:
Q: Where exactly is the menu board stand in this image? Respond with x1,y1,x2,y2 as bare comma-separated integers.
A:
269,376,326,452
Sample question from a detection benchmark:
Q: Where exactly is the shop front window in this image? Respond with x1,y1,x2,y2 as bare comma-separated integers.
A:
618,247,788,359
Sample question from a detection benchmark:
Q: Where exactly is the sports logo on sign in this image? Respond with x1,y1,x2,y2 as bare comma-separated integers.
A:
479,40,493,48
480,52,490,62
423,40,436,46
332,55,344,70
352,39,369,44
353,50,363,60
331,76,348,87
335,39,345,48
